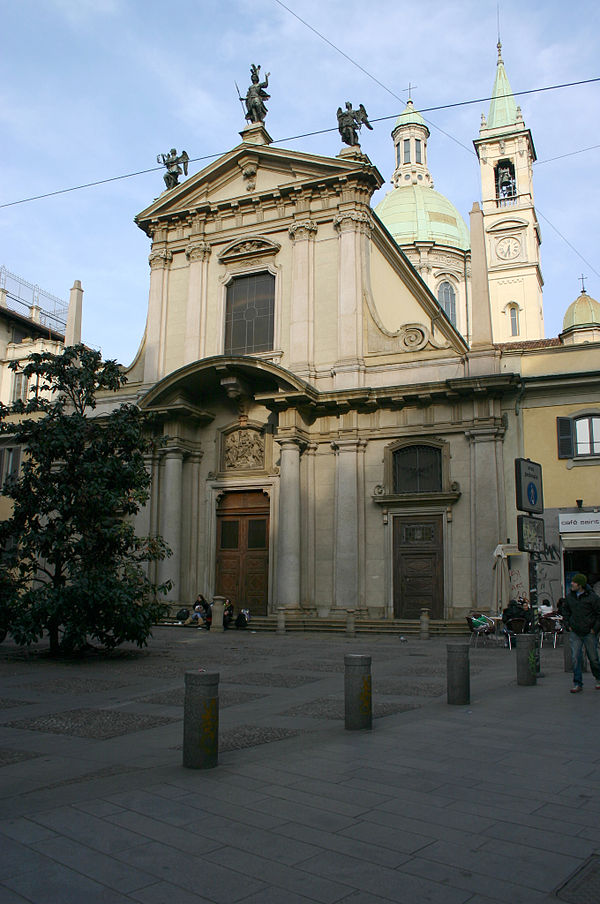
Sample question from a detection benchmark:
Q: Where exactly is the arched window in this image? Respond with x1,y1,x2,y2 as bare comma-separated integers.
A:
224,272,275,355
438,281,456,326
393,445,442,494
509,305,519,336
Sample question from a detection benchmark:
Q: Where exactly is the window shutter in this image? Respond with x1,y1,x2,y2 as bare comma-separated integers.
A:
557,417,574,459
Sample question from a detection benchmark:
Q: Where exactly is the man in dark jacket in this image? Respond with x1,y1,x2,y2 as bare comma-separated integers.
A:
563,573,600,693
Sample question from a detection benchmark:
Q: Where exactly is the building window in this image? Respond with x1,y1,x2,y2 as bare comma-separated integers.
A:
224,272,275,356
509,305,519,336
438,281,456,326
393,445,442,494
415,139,422,164
12,371,28,404
403,139,410,164
0,445,21,490
557,415,600,458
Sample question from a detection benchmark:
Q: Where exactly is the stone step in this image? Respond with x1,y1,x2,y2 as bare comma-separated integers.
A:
245,616,469,636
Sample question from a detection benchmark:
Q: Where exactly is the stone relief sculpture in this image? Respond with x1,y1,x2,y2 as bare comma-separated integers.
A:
224,429,265,470
337,101,373,146
156,149,189,190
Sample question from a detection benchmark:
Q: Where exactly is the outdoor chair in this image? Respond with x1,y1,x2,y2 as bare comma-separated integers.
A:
505,616,528,651
539,615,563,649
466,613,496,647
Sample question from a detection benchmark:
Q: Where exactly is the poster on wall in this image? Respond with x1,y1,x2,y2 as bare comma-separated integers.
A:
517,514,546,553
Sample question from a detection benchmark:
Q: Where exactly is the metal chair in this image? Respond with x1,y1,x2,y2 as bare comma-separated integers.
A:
505,616,528,651
539,615,563,649
466,613,496,647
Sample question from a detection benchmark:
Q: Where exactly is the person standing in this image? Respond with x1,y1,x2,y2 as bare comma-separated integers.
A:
563,573,600,693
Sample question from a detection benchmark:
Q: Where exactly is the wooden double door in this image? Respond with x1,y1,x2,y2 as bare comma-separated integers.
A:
215,490,269,615
393,515,444,619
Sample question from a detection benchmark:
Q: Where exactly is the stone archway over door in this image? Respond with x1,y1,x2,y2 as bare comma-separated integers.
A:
215,490,269,615
393,515,444,618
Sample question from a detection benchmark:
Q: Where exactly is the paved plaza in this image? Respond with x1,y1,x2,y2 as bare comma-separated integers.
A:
0,626,599,903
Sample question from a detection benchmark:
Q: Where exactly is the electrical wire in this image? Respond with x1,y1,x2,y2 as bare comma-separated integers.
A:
0,78,598,211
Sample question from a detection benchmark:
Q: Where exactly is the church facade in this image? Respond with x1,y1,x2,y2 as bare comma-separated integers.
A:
93,51,595,620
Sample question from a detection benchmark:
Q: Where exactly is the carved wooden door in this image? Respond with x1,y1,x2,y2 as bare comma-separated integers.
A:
215,491,269,615
393,515,443,619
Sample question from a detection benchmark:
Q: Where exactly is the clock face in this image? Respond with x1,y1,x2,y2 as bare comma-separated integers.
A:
497,237,521,260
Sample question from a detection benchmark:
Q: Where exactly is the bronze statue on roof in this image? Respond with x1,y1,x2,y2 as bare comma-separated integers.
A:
240,64,271,124
337,101,373,146
157,148,189,190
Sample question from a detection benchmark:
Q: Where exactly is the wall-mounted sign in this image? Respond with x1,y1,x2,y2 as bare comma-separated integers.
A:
559,512,600,533
515,458,544,514
517,514,546,553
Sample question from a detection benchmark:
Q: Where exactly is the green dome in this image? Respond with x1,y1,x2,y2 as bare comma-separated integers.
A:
393,100,428,132
375,184,470,251
563,291,600,330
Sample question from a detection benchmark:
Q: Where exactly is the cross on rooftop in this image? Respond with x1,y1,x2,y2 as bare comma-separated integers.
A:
579,274,587,293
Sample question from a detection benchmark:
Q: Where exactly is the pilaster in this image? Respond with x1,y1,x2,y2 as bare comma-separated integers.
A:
332,438,367,610
184,241,211,364
144,246,172,384
288,220,317,376
276,438,302,609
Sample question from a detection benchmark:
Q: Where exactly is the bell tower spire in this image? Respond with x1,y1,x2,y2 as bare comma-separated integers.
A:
473,42,544,342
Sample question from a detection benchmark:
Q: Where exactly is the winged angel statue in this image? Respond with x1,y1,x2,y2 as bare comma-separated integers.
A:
157,148,189,190
337,101,373,146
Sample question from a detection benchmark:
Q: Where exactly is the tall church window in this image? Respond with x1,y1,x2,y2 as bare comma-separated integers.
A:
393,445,442,494
495,159,516,206
224,272,275,356
415,139,422,164
438,281,456,326
509,305,519,336
403,139,410,164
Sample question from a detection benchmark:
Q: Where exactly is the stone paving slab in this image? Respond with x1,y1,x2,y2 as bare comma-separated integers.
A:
0,629,599,903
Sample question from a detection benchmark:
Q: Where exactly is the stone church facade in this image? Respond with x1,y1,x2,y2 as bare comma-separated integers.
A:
96,110,523,621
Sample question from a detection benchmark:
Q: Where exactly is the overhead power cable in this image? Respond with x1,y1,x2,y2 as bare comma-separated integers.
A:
0,77,598,211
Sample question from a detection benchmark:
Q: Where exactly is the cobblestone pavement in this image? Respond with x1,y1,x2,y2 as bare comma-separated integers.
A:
0,627,599,903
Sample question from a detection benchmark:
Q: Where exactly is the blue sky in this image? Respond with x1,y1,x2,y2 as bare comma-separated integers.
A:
1,0,598,364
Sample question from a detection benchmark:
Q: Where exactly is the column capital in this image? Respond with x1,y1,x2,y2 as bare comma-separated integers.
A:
185,241,211,262
289,219,318,241
333,210,373,235
331,438,368,454
148,248,173,270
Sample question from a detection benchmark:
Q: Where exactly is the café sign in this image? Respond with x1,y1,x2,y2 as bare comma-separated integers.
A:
559,513,600,533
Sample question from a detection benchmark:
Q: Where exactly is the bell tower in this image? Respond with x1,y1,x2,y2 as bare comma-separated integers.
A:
474,42,544,342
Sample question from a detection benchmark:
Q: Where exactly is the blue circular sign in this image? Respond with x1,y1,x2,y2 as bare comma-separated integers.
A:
527,482,538,506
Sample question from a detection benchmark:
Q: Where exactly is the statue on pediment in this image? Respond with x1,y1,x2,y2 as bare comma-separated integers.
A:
337,101,373,146
244,64,270,124
157,148,189,190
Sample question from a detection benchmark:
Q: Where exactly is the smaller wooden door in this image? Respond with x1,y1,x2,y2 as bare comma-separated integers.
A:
215,491,269,615
393,515,444,619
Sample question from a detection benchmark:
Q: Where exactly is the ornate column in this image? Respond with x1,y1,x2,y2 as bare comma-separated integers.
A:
158,446,184,601
467,427,504,608
288,220,317,375
184,241,211,364
333,210,371,389
276,438,302,609
144,246,172,384
181,450,203,602
332,439,367,610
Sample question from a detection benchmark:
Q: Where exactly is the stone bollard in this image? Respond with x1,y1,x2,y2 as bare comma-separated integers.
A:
277,607,286,635
346,609,356,637
211,596,225,634
447,643,470,705
420,608,430,640
516,635,537,686
344,654,372,730
183,671,219,769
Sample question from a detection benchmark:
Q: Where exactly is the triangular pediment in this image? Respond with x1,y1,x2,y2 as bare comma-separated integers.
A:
135,143,383,232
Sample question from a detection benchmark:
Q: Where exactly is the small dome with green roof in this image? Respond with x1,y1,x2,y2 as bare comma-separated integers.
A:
375,184,470,251
563,290,600,331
